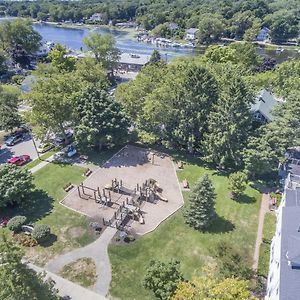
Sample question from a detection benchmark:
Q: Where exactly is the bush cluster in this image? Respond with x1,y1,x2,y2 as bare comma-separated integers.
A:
32,224,51,242
7,216,27,232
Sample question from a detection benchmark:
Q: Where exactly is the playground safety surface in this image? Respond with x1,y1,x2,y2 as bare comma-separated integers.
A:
61,145,184,235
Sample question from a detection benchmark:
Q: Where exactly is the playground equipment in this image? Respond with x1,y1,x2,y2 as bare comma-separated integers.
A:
77,183,112,205
105,178,134,195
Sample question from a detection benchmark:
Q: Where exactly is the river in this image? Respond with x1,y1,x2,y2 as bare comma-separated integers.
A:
33,22,195,60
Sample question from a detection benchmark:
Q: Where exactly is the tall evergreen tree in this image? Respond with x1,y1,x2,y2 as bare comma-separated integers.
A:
74,85,129,151
203,64,254,168
184,174,216,231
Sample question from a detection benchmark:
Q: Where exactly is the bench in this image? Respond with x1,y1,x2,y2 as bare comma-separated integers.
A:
63,183,74,192
83,168,93,177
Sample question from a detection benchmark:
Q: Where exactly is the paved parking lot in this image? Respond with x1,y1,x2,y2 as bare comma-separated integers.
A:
0,132,40,165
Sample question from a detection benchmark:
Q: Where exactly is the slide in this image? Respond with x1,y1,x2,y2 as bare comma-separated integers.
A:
154,191,168,202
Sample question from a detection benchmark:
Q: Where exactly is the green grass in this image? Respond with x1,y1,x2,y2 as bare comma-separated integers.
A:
108,161,261,300
258,213,276,277
20,163,97,266
24,150,58,170
59,257,97,288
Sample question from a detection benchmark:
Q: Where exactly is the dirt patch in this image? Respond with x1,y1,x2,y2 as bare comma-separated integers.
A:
59,257,97,288
67,226,85,238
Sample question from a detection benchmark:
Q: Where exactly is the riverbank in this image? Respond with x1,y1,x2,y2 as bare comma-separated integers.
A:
33,20,138,39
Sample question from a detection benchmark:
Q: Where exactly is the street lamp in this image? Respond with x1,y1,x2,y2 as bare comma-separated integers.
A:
24,125,40,160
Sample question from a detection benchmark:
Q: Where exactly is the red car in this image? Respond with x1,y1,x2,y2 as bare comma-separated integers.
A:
7,155,31,166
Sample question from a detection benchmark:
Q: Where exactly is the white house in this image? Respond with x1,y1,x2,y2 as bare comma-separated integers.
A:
257,27,270,42
266,148,300,300
89,13,104,22
185,28,198,40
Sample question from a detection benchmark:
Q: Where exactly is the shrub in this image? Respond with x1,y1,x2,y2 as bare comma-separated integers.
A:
32,224,51,243
13,233,38,247
7,216,27,232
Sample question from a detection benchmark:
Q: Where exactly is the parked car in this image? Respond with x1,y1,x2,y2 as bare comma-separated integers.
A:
37,142,54,153
0,217,10,228
54,130,73,145
7,155,31,166
5,133,24,146
66,145,77,157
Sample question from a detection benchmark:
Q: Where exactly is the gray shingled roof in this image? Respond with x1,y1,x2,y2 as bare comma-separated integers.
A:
118,53,150,65
280,205,300,300
250,89,280,121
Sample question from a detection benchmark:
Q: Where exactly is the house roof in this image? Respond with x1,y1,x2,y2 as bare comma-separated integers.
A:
186,28,198,34
250,89,280,121
280,205,300,300
118,53,150,65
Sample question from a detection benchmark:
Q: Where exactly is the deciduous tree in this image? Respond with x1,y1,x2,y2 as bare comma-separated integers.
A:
228,171,248,199
143,259,183,300
48,43,76,72
0,164,34,208
0,234,59,300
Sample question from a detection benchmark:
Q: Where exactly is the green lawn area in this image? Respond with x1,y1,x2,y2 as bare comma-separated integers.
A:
16,163,97,266
258,213,276,277
108,161,261,300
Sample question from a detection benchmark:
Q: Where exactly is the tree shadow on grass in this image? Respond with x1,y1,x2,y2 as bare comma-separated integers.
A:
39,233,57,248
3,189,55,222
234,194,257,204
207,215,235,234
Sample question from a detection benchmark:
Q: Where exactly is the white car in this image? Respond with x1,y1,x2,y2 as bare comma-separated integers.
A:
66,145,77,157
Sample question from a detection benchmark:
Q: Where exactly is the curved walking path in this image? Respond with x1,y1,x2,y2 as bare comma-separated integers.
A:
46,226,117,296
252,192,270,270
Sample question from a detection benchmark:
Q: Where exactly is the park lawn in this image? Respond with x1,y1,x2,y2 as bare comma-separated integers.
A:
23,163,96,266
258,213,276,277
108,162,261,300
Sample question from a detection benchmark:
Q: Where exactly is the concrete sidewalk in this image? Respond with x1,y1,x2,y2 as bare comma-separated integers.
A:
28,262,108,300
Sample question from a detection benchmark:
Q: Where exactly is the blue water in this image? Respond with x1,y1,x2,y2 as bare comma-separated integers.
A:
33,23,195,60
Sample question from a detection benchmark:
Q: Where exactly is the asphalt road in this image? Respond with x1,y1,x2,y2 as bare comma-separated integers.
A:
0,132,40,165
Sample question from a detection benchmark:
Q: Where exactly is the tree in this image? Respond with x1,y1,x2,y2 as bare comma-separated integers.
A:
0,164,34,208
172,272,257,300
73,85,129,151
203,64,254,168
197,15,224,44
257,56,276,72
149,50,162,64
0,85,21,131
214,241,254,280
48,43,76,72
0,234,59,300
83,32,120,71
228,171,248,199
0,19,41,54
243,19,261,41
184,174,216,231
23,72,79,141
75,57,108,86
143,259,183,300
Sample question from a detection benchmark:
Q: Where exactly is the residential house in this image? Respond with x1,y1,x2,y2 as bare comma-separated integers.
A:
118,53,150,72
169,22,178,31
257,27,270,42
185,28,199,40
266,148,300,300
89,13,104,22
250,89,281,123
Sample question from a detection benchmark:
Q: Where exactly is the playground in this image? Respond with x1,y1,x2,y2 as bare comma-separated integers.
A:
61,145,184,235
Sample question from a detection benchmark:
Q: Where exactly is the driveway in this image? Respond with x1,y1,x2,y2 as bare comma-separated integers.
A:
0,132,40,165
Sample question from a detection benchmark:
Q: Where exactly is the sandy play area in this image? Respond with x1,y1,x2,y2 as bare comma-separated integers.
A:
61,145,184,235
